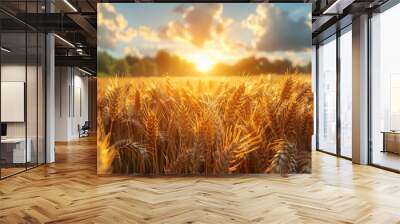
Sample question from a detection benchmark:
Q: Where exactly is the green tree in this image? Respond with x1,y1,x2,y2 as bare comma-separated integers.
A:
131,59,158,76
112,59,130,76
97,51,115,75
143,59,158,76
154,50,171,75
125,55,140,75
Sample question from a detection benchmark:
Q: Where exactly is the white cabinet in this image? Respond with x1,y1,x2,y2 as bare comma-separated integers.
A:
1,138,32,163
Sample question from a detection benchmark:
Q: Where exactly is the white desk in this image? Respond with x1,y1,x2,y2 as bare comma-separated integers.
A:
1,138,31,163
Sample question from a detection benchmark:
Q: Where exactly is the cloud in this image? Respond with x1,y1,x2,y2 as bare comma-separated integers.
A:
138,26,160,42
242,4,311,52
173,4,189,14
124,47,142,58
161,4,232,48
307,12,312,29
98,3,136,49
159,21,191,43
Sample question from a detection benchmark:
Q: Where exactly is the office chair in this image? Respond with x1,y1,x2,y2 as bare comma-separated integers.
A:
79,121,90,138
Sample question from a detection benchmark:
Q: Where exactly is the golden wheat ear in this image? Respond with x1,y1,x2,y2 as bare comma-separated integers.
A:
98,133,116,175
98,75,311,175
265,139,297,177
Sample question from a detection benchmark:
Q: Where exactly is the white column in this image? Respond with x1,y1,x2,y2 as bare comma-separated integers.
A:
46,32,55,163
54,67,73,141
352,14,369,164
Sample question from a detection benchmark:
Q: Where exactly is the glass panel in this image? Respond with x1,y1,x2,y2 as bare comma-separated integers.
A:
27,31,38,169
0,1,46,179
26,0,39,169
371,4,400,171
318,36,337,154
340,28,352,158
38,33,45,165
1,30,27,177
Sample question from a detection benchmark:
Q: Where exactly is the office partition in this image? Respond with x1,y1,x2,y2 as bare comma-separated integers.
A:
0,1,47,179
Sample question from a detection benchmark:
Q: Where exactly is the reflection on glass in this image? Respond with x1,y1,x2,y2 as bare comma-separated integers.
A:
371,3,400,171
27,31,38,169
1,31,27,177
38,33,46,165
318,36,337,154
0,1,47,179
340,28,352,158
390,75,400,130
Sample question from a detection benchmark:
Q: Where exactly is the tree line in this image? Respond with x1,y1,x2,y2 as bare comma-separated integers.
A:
98,50,311,77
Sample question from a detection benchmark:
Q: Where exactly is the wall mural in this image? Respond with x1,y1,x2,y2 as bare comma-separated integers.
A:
97,3,313,176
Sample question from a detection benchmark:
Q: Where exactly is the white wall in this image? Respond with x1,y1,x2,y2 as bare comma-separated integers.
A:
1,65,36,137
55,67,70,141
72,73,89,138
55,67,89,141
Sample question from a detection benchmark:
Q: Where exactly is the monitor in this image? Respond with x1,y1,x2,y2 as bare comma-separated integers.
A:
1,123,7,137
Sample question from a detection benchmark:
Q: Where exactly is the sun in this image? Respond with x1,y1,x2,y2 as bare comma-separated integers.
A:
193,54,215,73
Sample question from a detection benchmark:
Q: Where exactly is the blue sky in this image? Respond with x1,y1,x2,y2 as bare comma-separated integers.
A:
98,3,311,66
114,3,309,26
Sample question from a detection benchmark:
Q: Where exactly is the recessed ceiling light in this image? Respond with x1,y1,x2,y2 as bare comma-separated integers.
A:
78,67,92,76
1,47,11,53
63,0,78,12
54,34,75,48
322,0,354,15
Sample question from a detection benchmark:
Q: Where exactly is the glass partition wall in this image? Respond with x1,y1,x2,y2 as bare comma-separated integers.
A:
316,26,352,159
315,1,400,171
370,3,400,171
317,35,337,154
0,2,46,179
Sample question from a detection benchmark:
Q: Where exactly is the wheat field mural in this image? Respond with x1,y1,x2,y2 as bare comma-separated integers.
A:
97,3,312,176
97,75,313,176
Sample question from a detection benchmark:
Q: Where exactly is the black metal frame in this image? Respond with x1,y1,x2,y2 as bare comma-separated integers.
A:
0,0,47,180
315,23,353,161
336,27,341,158
367,10,373,166
315,34,338,156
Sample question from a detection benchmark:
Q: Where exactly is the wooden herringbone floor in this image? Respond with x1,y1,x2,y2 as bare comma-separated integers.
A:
1,136,400,224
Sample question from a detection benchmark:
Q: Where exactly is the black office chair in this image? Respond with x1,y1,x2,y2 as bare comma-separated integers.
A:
79,121,90,138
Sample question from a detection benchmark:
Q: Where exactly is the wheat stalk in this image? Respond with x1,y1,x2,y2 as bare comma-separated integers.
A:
97,75,313,176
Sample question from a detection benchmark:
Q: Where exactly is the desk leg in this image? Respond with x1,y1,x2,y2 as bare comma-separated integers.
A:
382,133,386,153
